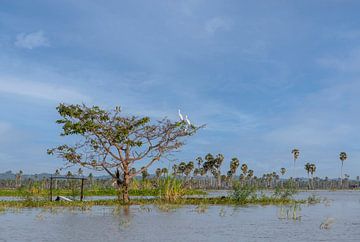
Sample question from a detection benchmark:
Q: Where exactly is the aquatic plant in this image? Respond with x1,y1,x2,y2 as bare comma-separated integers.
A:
278,203,302,220
195,203,208,213
273,180,297,200
158,176,186,202
307,194,321,205
230,182,257,203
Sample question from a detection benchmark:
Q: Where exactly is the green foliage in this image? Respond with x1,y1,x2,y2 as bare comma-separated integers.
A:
273,180,298,200
307,194,321,204
48,103,203,202
231,182,257,203
158,176,186,202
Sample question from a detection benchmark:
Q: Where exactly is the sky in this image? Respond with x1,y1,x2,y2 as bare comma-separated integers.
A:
0,0,360,178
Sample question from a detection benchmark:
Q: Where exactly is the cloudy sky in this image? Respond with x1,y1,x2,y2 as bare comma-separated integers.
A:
0,0,359,177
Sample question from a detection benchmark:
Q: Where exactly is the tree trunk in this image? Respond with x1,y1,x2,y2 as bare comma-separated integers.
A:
340,161,343,188
122,175,130,203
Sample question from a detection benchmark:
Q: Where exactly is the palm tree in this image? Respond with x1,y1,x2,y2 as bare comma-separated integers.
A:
130,168,136,176
141,166,149,181
247,169,254,185
155,168,162,180
227,158,240,185
196,157,203,169
280,167,286,188
77,168,83,176
280,167,286,177
230,158,240,175
291,148,300,178
309,163,316,189
241,163,248,176
172,164,178,176
178,162,187,176
54,169,60,189
15,170,23,188
184,161,194,183
339,152,347,187
305,163,311,189
88,173,94,187
161,168,168,177
240,163,248,186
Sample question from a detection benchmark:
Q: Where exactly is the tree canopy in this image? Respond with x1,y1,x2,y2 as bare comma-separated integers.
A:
48,103,203,202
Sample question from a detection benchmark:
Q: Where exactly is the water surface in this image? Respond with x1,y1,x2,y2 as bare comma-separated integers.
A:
1,191,359,241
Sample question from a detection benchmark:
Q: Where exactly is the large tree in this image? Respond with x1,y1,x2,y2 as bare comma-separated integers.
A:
48,104,203,203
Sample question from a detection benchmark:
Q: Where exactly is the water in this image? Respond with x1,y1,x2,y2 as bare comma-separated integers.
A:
1,191,360,241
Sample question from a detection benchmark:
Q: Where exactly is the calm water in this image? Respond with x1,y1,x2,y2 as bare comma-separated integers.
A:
1,191,360,242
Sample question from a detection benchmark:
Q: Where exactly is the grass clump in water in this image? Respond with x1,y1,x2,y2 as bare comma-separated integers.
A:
230,182,257,204
158,176,186,202
273,180,298,200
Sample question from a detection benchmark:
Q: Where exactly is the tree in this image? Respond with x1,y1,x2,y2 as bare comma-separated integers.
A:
161,168,168,177
178,162,187,176
279,167,286,188
227,158,240,185
339,152,347,187
280,167,286,177
291,148,300,178
240,163,248,176
196,157,203,169
54,169,60,189
184,161,194,179
16,170,23,188
229,158,240,177
88,173,94,187
48,104,203,203
155,168,162,180
141,167,149,181
77,168,83,176
309,163,316,189
305,163,311,189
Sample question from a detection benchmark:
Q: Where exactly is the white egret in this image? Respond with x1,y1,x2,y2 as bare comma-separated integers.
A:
185,115,191,125
178,109,184,121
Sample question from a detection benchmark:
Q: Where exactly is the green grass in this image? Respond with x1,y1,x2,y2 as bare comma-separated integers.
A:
0,196,306,209
0,188,206,197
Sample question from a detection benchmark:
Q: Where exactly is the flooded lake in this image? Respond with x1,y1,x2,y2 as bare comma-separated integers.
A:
1,191,360,241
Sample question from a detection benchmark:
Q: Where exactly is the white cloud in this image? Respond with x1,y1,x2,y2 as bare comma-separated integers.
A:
205,17,232,35
0,77,89,102
14,31,49,49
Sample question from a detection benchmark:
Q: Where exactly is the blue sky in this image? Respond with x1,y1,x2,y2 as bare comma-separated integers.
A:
0,0,360,178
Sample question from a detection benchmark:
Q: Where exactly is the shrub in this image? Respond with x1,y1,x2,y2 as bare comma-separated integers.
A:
230,182,257,203
273,180,297,200
158,176,186,202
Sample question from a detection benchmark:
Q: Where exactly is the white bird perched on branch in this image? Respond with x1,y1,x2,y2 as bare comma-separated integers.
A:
178,109,184,121
185,115,191,125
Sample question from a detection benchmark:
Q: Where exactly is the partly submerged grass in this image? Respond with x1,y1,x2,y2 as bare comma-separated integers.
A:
0,196,306,209
0,188,206,197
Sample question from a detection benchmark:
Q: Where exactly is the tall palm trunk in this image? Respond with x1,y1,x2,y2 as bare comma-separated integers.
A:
340,160,344,188
293,158,296,179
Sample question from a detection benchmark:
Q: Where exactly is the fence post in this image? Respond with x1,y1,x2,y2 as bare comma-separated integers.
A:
80,178,84,201
50,176,53,202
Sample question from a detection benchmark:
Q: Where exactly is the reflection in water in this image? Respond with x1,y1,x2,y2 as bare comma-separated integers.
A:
112,205,132,228
0,191,360,241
